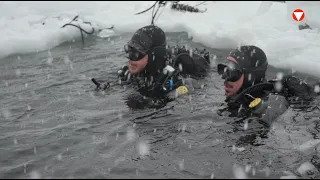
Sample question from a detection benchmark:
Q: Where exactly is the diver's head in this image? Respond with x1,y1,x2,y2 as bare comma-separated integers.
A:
124,25,167,75
217,45,268,97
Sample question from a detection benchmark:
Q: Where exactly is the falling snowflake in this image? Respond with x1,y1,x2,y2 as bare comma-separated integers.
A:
153,128,157,133
57,154,62,161
64,56,70,64
245,164,251,173
244,121,248,130
248,73,252,81
16,69,21,77
314,85,320,93
252,168,256,176
250,48,256,57
179,159,185,170
126,127,136,141
264,167,270,177
27,105,31,111
233,164,248,179
116,133,119,140
29,171,41,179
255,60,259,67
47,57,53,65
137,141,150,156
274,82,283,92
1,108,11,119
210,173,214,179
34,146,37,155
179,63,183,72
232,145,236,152
18,56,21,61
5,81,9,87
182,124,186,132
14,138,18,145
276,72,284,80
92,135,97,141
187,32,192,39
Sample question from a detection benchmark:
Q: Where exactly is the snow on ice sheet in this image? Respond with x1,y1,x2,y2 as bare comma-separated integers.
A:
1,1,320,77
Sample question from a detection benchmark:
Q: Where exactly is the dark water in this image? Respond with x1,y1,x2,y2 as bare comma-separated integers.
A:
1,32,320,179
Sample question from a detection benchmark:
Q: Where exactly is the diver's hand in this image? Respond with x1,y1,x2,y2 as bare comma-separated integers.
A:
118,65,130,81
91,78,110,91
281,75,314,99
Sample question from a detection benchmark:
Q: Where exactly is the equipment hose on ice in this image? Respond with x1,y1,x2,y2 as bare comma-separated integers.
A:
60,15,114,47
135,1,207,25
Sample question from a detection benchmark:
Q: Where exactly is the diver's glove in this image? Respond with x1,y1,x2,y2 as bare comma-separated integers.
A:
91,78,111,91
118,65,130,81
280,75,315,100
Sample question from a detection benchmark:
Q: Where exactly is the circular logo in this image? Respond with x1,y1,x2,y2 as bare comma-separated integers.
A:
292,9,305,22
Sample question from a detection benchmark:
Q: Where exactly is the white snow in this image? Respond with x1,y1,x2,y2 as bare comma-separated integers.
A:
1,1,320,77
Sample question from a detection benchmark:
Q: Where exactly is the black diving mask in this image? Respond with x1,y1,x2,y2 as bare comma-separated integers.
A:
217,61,243,82
124,44,148,61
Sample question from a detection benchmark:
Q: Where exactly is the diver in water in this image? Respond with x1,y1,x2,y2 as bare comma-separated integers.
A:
217,45,319,126
114,25,210,109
